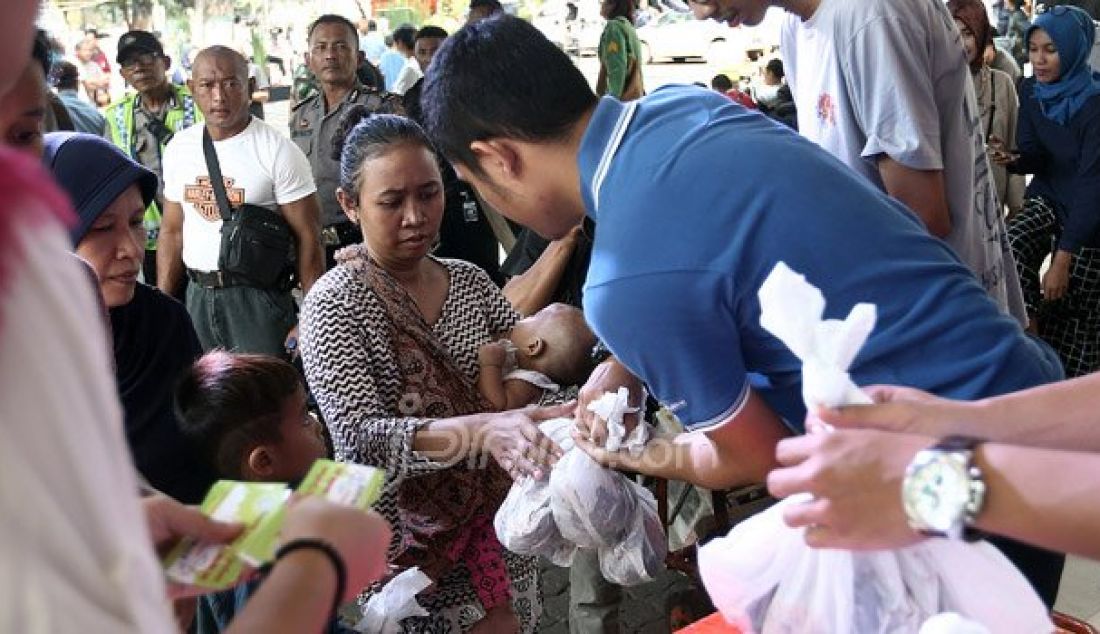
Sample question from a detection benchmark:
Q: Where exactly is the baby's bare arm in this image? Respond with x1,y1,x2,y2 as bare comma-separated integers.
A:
502,380,546,410
478,343,510,411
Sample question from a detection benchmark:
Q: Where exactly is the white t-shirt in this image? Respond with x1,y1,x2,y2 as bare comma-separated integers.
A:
781,0,1025,323
163,117,316,272
0,212,175,634
392,56,423,96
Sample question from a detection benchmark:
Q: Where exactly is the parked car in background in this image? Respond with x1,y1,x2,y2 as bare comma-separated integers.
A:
636,10,735,63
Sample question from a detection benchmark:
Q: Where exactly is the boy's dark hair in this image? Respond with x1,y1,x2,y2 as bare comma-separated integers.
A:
710,73,734,91
33,30,53,78
422,15,597,177
416,25,449,41
765,58,785,80
392,24,418,49
174,351,303,479
308,14,359,46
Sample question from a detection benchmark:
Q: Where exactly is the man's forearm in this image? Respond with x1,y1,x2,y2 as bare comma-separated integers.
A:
503,235,576,316
156,231,185,295
975,443,1100,560
877,157,952,238
963,373,1100,452
618,426,779,490
296,238,324,295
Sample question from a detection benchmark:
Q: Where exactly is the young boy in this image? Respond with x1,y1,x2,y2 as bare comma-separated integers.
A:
178,352,519,632
175,351,343,633
175,350,328,485
478,303,598,411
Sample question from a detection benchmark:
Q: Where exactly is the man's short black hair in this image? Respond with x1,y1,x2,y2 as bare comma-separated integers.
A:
392,24,418,49
422,15,597,177
416,25,449,41
710,73,734,91
765,58,785,80
32,30,52,78
51,60,81,89
469,0,503,11
308,14,359,46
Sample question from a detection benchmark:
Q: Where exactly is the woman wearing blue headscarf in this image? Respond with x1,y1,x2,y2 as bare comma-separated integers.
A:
992,5,1100,377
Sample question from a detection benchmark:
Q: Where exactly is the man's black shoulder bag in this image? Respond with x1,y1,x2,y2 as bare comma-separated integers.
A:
202,127,296,290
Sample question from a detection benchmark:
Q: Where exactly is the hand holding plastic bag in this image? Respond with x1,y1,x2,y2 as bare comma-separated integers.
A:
699,506,1049,634
493,395,666,585
494,419,576,565
696,263,1052,633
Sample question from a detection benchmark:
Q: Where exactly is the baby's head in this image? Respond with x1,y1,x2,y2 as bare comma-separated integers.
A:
510,303,597,387
175,351,327,483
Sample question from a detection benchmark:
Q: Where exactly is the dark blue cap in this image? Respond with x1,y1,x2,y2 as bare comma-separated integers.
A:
42,132,159,244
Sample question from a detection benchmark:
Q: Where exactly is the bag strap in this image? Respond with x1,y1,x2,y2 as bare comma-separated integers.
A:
985,70,997,142
201,127,234,221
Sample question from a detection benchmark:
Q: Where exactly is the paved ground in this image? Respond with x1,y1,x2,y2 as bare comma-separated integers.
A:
535,560,711,633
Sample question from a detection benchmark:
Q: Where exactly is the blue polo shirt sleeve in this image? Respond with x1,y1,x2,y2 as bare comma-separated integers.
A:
584,269,749,431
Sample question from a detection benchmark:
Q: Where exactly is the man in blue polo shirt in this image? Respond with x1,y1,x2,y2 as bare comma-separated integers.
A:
421,15,1065,605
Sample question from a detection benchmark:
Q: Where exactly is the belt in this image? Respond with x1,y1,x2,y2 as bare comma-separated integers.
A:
320,221,361,247
187,268,249,289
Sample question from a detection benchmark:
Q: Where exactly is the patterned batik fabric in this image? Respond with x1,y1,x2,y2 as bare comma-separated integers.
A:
300,249,541,632
1008,196,1100,377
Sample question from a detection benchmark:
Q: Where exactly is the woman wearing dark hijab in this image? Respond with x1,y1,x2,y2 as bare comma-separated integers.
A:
993,5,1100,377
949,0,1026,216
43,132,215,503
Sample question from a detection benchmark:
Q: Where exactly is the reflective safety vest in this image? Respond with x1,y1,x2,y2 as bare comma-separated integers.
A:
105,85,201,250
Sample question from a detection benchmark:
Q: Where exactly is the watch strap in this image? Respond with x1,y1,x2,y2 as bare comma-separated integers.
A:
932,435,984,453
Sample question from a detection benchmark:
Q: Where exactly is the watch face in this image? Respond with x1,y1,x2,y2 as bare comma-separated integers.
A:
905,454,972,532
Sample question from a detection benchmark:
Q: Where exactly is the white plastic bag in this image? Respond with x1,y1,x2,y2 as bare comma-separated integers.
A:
596,480,667,585
698,501,1051,633
355,567,432,633
493,396,666,585
757,261,875,410
549,447,638,549
695,263,1053,634
493,418,577,565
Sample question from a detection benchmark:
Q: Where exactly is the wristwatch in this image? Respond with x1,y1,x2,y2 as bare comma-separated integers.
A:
901,435,987,541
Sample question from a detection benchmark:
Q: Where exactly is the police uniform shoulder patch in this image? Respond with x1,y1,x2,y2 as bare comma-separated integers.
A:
291,93,319,113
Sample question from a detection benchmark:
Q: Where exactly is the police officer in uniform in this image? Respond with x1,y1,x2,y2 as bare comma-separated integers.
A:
290,14,403,269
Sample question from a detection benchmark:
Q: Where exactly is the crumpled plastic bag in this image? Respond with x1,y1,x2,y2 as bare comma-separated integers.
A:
494,419,576,566
493,393,666,585
696,262,1053,634
698,500,1050,633
919,612,991,634
589,386,645,454
596,480,667,585
549,446,639,549
355,567,431,633
757,261,875,410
